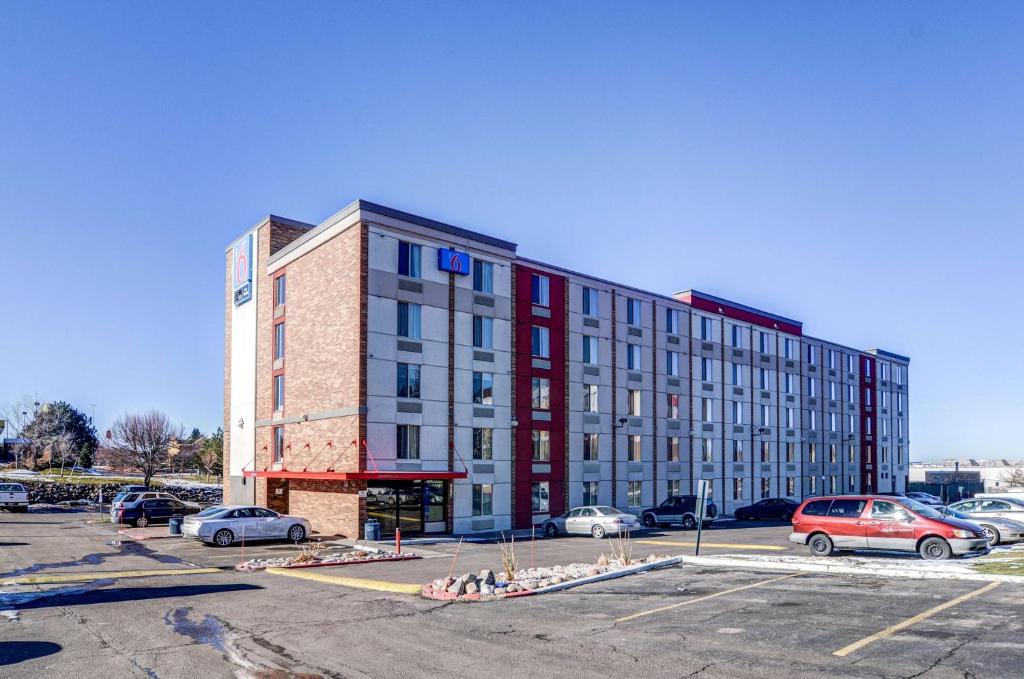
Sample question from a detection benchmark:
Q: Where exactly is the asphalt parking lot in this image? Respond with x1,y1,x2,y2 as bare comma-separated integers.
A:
2,510,1023,678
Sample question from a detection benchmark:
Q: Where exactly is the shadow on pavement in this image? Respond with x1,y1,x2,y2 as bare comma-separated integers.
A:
12,583,263,611
0,542,29,547
0,641,62,666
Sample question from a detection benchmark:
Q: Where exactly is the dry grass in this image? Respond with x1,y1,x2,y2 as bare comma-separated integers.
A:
607,529,633,566
289,540,324,565
498,532,518,579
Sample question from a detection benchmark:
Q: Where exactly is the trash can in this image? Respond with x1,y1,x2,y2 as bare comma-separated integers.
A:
364,519,380,542
169,516,184,535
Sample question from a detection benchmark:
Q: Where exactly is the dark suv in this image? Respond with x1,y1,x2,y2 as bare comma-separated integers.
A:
640,495,718,529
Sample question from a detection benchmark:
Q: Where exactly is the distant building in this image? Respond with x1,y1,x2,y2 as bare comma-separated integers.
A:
910,460,1024,493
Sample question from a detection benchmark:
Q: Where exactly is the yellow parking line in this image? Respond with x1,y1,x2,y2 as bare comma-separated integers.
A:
265,567,422,594
4,568,220,585
616,573,803,623
636,539,787,551
833,582,1000,657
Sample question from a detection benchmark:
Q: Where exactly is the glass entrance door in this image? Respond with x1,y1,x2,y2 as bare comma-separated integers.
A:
366,481,427,536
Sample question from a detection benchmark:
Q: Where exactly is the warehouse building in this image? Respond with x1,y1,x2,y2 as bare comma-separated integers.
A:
224,199,910,537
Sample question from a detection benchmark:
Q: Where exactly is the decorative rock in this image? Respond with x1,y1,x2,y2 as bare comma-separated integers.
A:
480,583,494,595
447,578,466,595
494,587,507,596
464,573,478,583
478,569,495,586
465,581,479,595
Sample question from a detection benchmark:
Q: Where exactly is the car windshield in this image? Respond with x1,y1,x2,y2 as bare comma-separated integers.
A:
594,506,621,516
943,508,970,520
896,498,943,519
195,506,227,518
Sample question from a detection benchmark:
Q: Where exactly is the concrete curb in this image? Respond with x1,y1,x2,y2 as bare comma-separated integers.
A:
675,555,1024,583
116,528,180,541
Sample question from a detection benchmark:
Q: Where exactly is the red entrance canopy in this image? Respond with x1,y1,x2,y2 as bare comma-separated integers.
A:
242,469,467,481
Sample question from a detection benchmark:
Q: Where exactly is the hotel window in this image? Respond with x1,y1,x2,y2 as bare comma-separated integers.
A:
531,326,550,358
881,419,889,436
760,404,769,426
809,411,816,431
583,384,599,412
896,393,903,411
667,436,680,462
897,419,903,437
532,430,551,461
273,274,286,308
583,481,599,506
731,325,742,348
627,481,642,507
829,412,837,432
628,435,641,462
829,476,837,494
880,363,889,381
532,482,549,513
473,428,493,460
627,344,641,370
273,374,284,411
808,443,817,463
881,391,889,408
583,433,599,461
732,439,744,462
582,335,598,364
472,484,493,516
628,389,641,416
809,476,817,494
472,315,493,349
582,286,598,316
701,357,713,382
731,363,742,386
701,438,713,462
397,425,420,459
273,426,284,463
848,445,856,463
865,445,873,463
472,260,493,293
847,383,855,402
864,388,872,406
786,477,795,496
759,331,769,354
848,475,856,492
760,441,770,462
784,338,794,359
627,298,642,325
759,368,769,389
895,365,903,385
667,393,680,419
732,401,743,425
881,446,888,463
807,345,817,364
864,359,872,378
667,351,679,376
702,397,713,422
668,480,680,497
785,408,795,428
761,477,771,499
848,414,856,432
397,302,421,339
274,322,285,360
786,442,796,463
828,349,836,369
808,377,816,398
847,355,855,373
784,373,794,394
733,478,743,500
828,381,836,400
700,316,713,341
531,274,549,306
897,446,904,464
532,377,550,410
397,241,421,278
472,372,493,404
665,308,679,334
397,363,421,399
865,418,873,436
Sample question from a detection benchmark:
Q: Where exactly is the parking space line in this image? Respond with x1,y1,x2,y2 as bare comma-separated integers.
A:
636,540,787,551
265,567,423,594
615,572,803,623
833,581,1000,657
3,567,221,585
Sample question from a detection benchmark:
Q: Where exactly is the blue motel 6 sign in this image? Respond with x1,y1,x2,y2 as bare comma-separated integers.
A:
233,234,253,306
437,248,470,275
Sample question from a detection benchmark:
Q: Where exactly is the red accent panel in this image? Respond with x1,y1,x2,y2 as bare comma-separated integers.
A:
513,264,567,529
244,470,468,480
678,292,802,336
859,354,876,493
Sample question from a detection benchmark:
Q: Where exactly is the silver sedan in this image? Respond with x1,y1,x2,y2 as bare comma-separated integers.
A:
944,507,1024,546
542,506,640,539
181,505,311,546
947,497,1024,525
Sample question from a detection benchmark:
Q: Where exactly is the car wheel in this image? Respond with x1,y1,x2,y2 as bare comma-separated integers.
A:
980,525,1000,546
682,515,697,530
287,524,306,542
213,529,234,547
591,524,606,539
642,513,657,528
919,537,952,560
135,516,149,528
544,523,558,537
808,533,834,557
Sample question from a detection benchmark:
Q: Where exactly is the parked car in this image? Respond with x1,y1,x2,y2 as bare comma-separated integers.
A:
640,495,718,529
110,491,196,522
0,483,29,512
905,492,944,506
734,498,801,521
181,505,311,546
542,506,640,538
790,495,989,560
942,507,1024,546
117,498,200,527
119,485,150,493
947,497,1024,524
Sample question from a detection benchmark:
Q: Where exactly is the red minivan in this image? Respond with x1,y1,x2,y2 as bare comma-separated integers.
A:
790,495,989,560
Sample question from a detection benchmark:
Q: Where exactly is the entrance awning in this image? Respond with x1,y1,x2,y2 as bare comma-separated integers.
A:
242,470,468,481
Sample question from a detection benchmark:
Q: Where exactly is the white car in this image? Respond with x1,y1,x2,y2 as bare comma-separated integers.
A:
0,483,29,512
181,505,311,546
541,505,640,538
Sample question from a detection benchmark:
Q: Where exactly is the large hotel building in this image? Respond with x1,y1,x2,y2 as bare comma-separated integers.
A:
225,200,910,538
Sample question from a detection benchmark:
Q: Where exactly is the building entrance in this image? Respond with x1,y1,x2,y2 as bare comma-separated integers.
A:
365,480,448,535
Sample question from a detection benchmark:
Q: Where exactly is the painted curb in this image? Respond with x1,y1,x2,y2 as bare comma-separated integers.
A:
264,567,423,594
421,555,684,602
675,555,1024,584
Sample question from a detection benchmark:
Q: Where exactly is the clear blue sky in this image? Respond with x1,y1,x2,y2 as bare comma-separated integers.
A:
2,2,1021,460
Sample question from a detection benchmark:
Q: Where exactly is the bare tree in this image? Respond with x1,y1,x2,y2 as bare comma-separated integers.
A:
108,410,181,486
1001,468,1024,490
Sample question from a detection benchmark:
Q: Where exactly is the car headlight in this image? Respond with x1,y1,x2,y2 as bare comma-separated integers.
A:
952,529,975,539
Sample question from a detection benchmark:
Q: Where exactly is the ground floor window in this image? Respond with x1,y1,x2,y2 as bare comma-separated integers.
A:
786,477,795,496
472,484,492,516
583,481,599,506
532,482,549,513
667,480,680,497
760,477,770,498
733,478,742,500
366,480,447,536
627,481,642,507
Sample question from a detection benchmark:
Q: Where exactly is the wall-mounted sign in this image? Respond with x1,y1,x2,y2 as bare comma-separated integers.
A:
233,234,253,306
437,248,470,275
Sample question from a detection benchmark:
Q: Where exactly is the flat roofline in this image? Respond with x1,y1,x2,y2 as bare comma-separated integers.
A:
867,348,911,363
678,289,803,328
515,256,692,307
